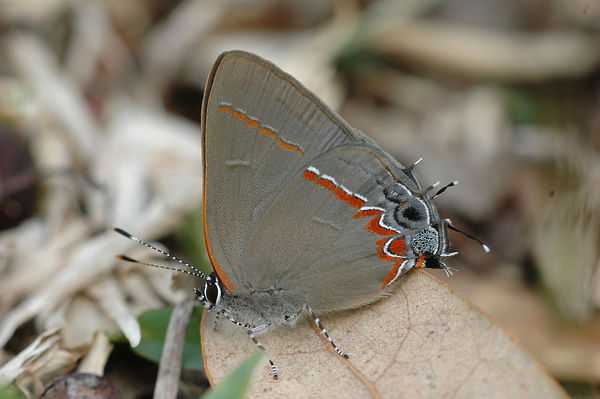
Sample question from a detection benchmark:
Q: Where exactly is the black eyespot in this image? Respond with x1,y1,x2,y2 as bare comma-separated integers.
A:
397,221,409,229
402,205,422,222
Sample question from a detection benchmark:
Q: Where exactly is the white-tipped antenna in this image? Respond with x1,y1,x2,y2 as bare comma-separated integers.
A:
112,227,210,281
423,181,441,195
432,181,459,199
444,220,490,253
405,157,423,173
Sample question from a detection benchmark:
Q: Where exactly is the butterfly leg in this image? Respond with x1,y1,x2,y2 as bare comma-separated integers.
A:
284,303,308,325
248,325,278,380
194,288,213,310
218,311,278,380
219,309,252,329
307,306,349,359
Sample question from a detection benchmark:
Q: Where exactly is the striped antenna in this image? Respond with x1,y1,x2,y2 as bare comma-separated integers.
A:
405,157,423,173
112,227,210,281
116,255,206,279
423,181,441,194
432,181,459,199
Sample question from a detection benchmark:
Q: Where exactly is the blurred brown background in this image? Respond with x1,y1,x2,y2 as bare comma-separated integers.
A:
0,0,598,397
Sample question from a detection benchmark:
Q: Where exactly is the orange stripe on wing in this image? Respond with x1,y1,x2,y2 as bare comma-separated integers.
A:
381,261,402,290
346,196,366,209
365,215,397,236
225,108,258,128
335,188,366,208
354,208,382,219
376,238,397,262
259,127,277,138
378,240,409,290
303,170,318,181
243,116,260,128
304,170,369,213
232,110,245,121
276,139,303,156
218,106,303,156
388,237,406,256
317,178,336,192
334,188,353,203
233,110,260,128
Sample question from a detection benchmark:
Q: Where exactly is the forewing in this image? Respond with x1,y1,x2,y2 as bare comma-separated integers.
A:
201,51,371,291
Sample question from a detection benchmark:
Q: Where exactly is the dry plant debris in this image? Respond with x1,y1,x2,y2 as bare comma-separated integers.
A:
0,0,598,397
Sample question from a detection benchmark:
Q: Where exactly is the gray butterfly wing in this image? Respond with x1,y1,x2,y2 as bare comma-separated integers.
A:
242,144,439,313
202,51,376,291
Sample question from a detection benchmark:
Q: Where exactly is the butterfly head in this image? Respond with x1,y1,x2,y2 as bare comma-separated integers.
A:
195,271,223,310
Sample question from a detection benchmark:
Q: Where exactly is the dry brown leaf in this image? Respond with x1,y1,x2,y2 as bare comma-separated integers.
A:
202,270,567,398
446,268,600,382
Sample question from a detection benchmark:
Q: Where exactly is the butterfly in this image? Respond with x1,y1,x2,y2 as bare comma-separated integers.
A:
114,50,488,379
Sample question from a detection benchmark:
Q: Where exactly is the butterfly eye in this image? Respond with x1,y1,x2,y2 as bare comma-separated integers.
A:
204,280,221,306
